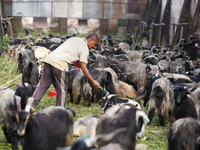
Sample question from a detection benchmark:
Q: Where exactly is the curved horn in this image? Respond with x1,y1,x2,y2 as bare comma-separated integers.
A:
25,97,35,112
15,95,21,112
107,94,118,100
117,65,121,73
1,83,23,91
89,58,96,62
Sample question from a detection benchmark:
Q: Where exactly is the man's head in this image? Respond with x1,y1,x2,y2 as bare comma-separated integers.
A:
86,33,99,49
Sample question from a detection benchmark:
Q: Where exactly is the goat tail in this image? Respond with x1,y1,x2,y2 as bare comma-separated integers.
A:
0,83,23,92
28,61,33,76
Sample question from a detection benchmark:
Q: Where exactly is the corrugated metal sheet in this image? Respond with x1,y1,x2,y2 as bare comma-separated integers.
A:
11,0,146,19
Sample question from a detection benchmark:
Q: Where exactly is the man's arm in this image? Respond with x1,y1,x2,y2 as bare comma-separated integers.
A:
80,62,100,88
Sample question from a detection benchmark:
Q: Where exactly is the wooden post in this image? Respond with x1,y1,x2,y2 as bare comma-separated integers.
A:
151,23,165,47
171,23,189,49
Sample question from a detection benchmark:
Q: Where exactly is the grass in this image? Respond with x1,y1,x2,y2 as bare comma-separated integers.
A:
0,54,169,150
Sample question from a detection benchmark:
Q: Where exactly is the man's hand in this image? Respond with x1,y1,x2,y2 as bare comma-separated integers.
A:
91,80,100,88
80,62,100,88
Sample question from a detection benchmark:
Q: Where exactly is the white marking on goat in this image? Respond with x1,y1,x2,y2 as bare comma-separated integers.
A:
136,110,150,138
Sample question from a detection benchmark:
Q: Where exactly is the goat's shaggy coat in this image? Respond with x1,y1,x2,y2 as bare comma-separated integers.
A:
148,77,174,126
168,117,200,150
22,61,39,87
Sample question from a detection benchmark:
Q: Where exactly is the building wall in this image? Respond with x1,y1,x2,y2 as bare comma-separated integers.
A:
21,17,118,35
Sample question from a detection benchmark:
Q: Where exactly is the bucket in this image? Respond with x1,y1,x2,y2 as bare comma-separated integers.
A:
48,90,57,97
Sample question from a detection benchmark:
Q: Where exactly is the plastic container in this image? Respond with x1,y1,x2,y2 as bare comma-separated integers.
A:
48,90,57,97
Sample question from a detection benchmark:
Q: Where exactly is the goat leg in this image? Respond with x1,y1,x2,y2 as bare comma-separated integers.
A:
13,131,19,150
2,126,12,143
75,95,81,104
69,93,73,103
159,111,165,126
148,108,155,125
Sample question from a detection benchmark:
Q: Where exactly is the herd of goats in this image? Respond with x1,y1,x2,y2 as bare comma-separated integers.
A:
0,31,200,150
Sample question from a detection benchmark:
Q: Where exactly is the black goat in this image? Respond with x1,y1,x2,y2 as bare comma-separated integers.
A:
22,61,39,87
87,65,118,102
168,117,200,150
171,85,197,120
136,71,162,107
9,99,76,150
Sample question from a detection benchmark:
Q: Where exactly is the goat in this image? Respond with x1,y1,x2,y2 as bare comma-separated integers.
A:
99,93,141,112
148,77,174,126
87,65,118,102
73,104,132,138
17,45,35,73
0,83,34,150
72,75,92,106
171,85,197,120
116,80,136,99
136,71,162,107
0,87,18,150
68,69,92,106
73,115,101,138
9,98,76,150
22,61,39,88
168,117,200,150
189,87,200,103
96,107,149,150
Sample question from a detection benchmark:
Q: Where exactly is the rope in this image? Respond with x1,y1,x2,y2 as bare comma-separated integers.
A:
0,74,22,87
0,17,13,21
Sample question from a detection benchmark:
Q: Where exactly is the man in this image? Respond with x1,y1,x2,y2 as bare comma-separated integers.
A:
31,33,100,110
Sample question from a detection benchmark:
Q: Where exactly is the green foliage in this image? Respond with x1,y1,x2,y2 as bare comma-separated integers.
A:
118,19,126,26
0,36,11,52
110,26,118,36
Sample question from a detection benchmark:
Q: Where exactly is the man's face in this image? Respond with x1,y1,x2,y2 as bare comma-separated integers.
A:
88,39,99,49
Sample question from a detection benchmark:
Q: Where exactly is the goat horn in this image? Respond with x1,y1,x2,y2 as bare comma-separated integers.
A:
1,83,23,91
107,94,118,100
15,95,21,112
84,128,127,148
89,58,96,62
25,97,35,112
117,65,121,73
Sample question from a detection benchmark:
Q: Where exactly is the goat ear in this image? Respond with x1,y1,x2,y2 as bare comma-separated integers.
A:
31,112,37,119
